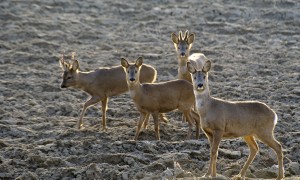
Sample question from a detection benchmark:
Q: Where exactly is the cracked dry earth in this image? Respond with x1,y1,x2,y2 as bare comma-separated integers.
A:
0,0,300,179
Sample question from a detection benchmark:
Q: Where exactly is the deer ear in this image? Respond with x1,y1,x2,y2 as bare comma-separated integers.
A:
121,58,129,68
188,33,195,44
187,62,196,74
72,60,79,71
135,57,143,67
61,62,69,71
202,60,211,73
171,33,179,44
64,62,70,70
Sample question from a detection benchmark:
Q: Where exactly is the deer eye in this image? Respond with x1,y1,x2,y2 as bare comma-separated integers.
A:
67,77,72,79
135,70,137,73
127,70,129,73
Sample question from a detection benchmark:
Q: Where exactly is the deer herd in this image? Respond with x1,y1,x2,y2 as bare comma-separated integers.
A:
59,31,284,179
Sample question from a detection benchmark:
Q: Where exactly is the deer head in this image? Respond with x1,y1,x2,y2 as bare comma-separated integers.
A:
121,57,143,85
187,60,211,92
59,52,80,88
171,30,195,59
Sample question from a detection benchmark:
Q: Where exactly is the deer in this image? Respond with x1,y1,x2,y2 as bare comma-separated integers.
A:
171,30,207,83
187,60,284,180
171,30,207,122
121,57,200,141
59,53,168,131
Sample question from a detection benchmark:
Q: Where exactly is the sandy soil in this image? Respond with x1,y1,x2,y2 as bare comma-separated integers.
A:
0,0,299,179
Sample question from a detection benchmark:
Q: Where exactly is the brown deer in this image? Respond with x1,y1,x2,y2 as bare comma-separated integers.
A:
59,53,168,131
121,57,200,141
171,30,207,122
171,30,207,83
187,60,284,180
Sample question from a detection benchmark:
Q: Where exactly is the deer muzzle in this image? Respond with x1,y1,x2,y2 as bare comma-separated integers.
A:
196,83,205,91
61,84,67,88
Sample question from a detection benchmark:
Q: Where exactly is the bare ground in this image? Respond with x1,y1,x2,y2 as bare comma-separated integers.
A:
0,0,299,179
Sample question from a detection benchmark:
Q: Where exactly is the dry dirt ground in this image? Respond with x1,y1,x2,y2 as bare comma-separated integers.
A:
0,0,300,179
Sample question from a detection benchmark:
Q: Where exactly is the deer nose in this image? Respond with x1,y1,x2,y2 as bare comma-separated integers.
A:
181,52,185,56
197,83,203,88
130,78,135,82
61,84,67,88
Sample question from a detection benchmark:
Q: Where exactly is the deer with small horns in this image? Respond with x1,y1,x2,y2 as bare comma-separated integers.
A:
187,60,284,180
121,57,200,141
171,30,207,83
171,30,207,123
59,52,168,131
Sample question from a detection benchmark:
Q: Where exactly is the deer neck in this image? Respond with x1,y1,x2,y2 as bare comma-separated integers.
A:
194,87,211,117
75,71,93,92
127,80,142,101
177,56,190,78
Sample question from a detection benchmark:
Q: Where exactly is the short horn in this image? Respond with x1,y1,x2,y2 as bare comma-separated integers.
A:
60,50,65,64
179,31,183,41
71,52,76,61
184,30,189,40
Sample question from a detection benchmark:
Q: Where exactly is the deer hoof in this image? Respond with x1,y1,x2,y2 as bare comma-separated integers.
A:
101,127,108,131
77,124,83,129
232,175,244,180
276,176,284,180
202,173,210,178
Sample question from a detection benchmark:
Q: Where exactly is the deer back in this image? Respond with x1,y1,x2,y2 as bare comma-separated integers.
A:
137,79,195,112
88,64,156,97
201,98,277,138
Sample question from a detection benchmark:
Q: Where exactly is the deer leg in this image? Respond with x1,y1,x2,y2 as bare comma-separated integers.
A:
134,112,147,141
181,114,186,123
183,110,193,139
207,130,222,177
142,113,150,129
191,109,201,139
159,113,169,123
235,136,259,179
203,133,213,177
101,97,108,131
152,112,160,141
144,113,167,129
78,96,100,129
257,134,284,180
